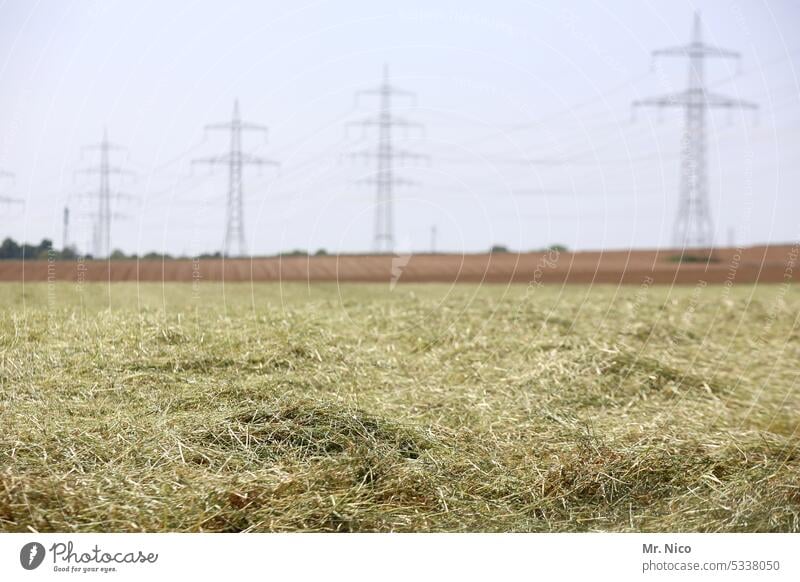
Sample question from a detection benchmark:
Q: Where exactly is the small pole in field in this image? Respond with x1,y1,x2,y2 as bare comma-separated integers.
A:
63,206,70,251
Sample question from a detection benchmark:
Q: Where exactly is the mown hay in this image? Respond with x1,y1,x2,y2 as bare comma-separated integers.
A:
0,282,798,531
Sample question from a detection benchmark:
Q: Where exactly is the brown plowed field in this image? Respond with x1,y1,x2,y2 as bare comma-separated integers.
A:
0,244,797,285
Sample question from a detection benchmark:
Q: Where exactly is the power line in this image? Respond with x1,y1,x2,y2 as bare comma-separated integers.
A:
348,65,428,253
633,12,757,249
451,47,798,168
192,99,278,257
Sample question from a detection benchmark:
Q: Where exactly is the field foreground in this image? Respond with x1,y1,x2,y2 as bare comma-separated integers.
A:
1,282,799,532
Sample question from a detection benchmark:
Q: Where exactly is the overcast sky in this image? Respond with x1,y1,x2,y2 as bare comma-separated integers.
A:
0,0,798,256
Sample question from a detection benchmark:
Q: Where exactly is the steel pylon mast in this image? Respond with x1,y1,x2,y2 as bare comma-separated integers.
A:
349,65,427,253
78,129,134,258
634,12,757,250
193,99,278,257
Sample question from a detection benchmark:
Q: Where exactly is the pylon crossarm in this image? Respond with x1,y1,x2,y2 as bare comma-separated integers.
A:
349,114,423,129
385,115,423,130
694,44,740,59
77,166,135,176
704,92,758,109
239,155,279,167
348,149,427,162
192,155,230,166
239,122,269,133
633,92,692,108
654,43,739,60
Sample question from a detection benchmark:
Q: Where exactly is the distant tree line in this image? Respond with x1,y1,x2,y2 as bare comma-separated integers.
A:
490,244,568,254
0,238,79,260
0,237,176,260
279,249,329,257
108,249,223,260
0,236,569,259
0,237,332,260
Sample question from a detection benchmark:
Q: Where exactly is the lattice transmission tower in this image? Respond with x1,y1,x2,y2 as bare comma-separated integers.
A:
0,171,23,238
78,129,135,258
349,66,427,253
193,99,278,257
0,170,22,212
634,12,757,249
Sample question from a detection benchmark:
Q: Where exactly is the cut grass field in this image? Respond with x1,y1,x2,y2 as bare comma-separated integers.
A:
1,281,798,532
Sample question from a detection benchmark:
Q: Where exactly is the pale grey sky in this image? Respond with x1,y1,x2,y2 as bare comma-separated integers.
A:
0,0,798,255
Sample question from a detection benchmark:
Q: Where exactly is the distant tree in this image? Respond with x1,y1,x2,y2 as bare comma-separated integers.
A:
548,244,568,253
199,251,222,259
60,245,79,260
490,244,509,254
280,249,308,257
0,237,86,260
29,238,52,259
0,237,21,259
110,249,128,260
142,252,172,260
314,248,328,256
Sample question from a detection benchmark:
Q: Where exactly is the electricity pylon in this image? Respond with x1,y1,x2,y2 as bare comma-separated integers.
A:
78,129,135,258
193,99,278,257
349,65,427,253
0,171,23,237
0,171,23,210
634,12,757,249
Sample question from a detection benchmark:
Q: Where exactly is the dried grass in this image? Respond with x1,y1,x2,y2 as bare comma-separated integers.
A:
0,282,798,531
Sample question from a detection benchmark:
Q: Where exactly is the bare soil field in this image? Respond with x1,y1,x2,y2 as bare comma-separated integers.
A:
0,244,797,285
